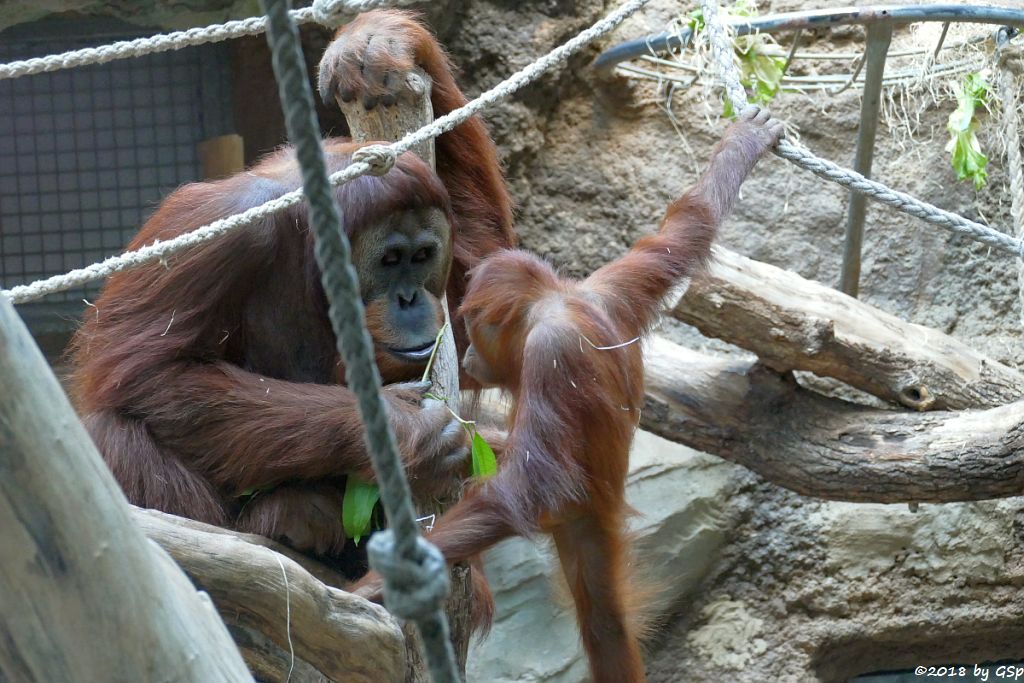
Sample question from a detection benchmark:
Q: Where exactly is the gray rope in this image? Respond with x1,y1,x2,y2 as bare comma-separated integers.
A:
996,33,1024,325
353,0,652,174
2,0,651,304
0,11,314,81
312,0,422,26
699,0,1024,260
0,1,427,81
352,144,399,175
260,1,458,680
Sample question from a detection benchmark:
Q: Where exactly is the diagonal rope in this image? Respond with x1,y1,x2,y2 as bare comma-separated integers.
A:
2,0,652,305
699,0,1024,260
260,0,458,680
0,0,421,81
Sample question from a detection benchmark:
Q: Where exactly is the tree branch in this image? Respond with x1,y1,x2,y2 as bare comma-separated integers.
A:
132,507,407,683
642,336,1024,503
672,247,1024,410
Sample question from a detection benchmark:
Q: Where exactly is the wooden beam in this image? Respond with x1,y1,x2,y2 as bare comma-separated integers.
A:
673,247,1024,410
642,336,1024,503
198,134,246,180
0,295,251,682
133,507,406,683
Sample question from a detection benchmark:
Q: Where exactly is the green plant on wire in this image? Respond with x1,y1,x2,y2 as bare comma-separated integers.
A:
342,323,498,544
946,71,991,189
688,2,786,118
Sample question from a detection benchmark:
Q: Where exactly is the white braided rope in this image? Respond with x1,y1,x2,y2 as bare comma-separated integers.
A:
313,0,422,26
996,42,1024,325
0,11,312,81
0,0,421,81
3,0,652,304
700,0,1024,260
369,0,652,163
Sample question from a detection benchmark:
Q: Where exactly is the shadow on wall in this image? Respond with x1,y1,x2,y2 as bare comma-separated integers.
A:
823,625,1024,682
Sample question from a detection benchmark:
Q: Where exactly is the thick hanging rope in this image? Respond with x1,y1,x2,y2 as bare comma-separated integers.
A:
699,0,1024,260
0,0,419,81
260,0,458,680
2,0,651,304
996,31,1024,325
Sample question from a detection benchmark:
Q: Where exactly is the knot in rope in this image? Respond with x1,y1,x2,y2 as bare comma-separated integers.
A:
311,0,358,26
312,0,422,27
352,144,397,175
996,30,1023,75
368,531,450,621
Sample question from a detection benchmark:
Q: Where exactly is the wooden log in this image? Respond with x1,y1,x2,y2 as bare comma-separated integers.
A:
337,68,436,167
133,507,406,683
673,247,1024,410
132,505,348,587
641,336,1024,503
336,69,474,681
226,624,330,683
0,295,252,682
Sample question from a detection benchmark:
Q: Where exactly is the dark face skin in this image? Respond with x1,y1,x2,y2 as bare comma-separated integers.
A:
353,207,453,368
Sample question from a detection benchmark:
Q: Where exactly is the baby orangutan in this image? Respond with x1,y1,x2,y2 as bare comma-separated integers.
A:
354,106,784,682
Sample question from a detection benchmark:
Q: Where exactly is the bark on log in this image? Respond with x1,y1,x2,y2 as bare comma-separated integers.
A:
641,336,1024,503
0,295,251,682
337,69,474,681
133,507,406,683
673,247,1024,410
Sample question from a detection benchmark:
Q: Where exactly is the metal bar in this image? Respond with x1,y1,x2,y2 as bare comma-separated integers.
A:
830,50,868,95
630,54,983,85
593,3,1024,75
933,21,952,58
781,28,803,78
840,23,893,297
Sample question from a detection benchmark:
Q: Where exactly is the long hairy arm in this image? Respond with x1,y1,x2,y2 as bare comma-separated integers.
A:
585,106,784,335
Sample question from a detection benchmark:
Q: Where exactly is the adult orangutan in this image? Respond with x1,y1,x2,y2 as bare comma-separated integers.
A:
353,107,786,682
69,10,513,559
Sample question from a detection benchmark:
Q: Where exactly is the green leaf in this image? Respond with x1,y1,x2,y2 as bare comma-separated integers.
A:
342,475,381,545
732,0,759,18
947,129,989,188
730,29,784,110
722,96,736,120
963,72,991,103
686,8,704,32
470,432,498,479
237,484,274,504
946,72,991,188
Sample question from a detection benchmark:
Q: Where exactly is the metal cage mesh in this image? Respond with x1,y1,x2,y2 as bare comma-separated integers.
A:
0,20,232,317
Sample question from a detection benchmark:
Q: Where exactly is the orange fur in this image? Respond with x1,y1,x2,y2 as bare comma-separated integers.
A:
68,9,517,600
353,107,785,682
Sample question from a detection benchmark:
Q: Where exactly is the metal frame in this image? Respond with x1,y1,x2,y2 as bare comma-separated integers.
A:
593,4,1024,297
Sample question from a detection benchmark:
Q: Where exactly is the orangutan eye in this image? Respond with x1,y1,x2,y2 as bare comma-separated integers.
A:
412,246,432,263
381,249,401,267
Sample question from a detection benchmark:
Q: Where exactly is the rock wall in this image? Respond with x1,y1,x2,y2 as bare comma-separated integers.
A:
422,1,1024,680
